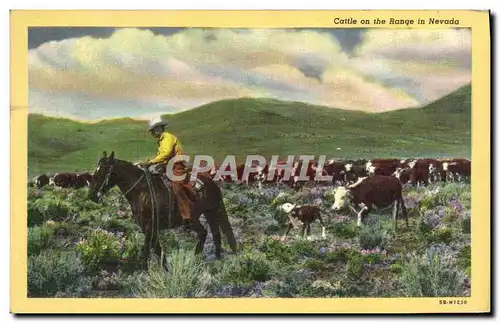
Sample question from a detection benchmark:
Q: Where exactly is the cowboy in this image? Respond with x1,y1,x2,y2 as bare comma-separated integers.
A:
138,116,198,224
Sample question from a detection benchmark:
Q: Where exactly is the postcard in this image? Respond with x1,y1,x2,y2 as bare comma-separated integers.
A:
10,9,491,314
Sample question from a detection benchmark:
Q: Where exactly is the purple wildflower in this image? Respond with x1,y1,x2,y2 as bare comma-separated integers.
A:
310,187,326,200
404,195,419,209
423,209,444,229
448,198,465,216
313,198,323,206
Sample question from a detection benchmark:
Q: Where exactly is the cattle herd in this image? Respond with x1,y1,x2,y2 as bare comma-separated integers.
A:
205,157,471,188
28,157,470,190
29,171,93,189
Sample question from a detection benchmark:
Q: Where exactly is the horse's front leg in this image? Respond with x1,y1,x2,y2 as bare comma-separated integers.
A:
190,217,208,256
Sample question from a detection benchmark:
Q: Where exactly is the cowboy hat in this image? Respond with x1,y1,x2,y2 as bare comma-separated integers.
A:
148,116,168,131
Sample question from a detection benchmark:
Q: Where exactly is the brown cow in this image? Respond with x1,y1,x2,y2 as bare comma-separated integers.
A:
323,160,348,185
344,161,369,184
408,158,442,183
278,203,327,240
256,161,293,186
34,174,50,188
392,167,411,185
330,175,408,229
366,158,404,177
217,162,260,184
50,172,78,188
442,159,471,182
75,172,93,188
290,160,319,188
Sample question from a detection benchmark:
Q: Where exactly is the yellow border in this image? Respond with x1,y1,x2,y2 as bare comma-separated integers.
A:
11,10,490,314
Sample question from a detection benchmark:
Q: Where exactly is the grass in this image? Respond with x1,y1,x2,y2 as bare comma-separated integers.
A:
26,181,471,298
28,84,471,177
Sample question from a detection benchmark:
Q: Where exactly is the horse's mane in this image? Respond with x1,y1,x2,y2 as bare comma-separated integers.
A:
114,158,135,167
113,158,145,177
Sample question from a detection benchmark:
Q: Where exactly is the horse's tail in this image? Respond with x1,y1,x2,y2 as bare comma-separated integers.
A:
217,195,237,253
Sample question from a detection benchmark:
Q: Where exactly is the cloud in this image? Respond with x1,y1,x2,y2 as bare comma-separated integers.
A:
350,29,471,103
354,29,471,66
28,27,471,120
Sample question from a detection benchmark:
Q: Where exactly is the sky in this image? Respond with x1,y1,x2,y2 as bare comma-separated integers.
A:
28,27,471,121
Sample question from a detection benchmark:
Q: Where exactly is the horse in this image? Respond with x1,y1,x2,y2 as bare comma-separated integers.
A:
87,151,237,269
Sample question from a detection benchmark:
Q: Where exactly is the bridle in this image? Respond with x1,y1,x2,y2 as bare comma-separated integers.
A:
95,164,145,200
95,164,114,198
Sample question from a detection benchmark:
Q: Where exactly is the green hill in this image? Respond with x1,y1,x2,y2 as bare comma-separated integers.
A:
27,84,471,177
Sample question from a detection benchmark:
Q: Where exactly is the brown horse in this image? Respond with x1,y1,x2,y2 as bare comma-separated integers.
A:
87,151,237,269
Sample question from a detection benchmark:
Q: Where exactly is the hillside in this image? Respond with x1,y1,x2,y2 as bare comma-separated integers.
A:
27,84,471,177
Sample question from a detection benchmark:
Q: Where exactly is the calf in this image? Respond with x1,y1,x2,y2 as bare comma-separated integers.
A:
278,203,327,240
330,175,408,229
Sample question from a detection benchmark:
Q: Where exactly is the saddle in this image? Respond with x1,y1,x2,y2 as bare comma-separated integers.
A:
148,163,205,193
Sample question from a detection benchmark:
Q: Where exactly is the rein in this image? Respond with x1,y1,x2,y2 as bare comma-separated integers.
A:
141,167,163,266
100,172,145,204
140,165,176,268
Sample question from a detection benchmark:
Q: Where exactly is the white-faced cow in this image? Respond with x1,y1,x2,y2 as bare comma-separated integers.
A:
330,175,408,229
408,158,442,185
392,167,411,185
442,158,471,182
365,159,403,177
344,161,369,184
278,203,327,240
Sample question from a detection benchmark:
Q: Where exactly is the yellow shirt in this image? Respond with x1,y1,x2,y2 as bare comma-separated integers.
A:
148,132,184,164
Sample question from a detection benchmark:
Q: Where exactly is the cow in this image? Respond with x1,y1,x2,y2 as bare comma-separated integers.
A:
217,162,260,184
255,161,292,187
365,158,403,177
344,161,369,184
208,164,221,180
34,173,50,188
290,160,319,189
442,159,471,182
330,175,408,229
408,158,442,184
392,167,411,185
75,172,93,188
50,172,78,188
278,203,327,240
323,160,348,185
